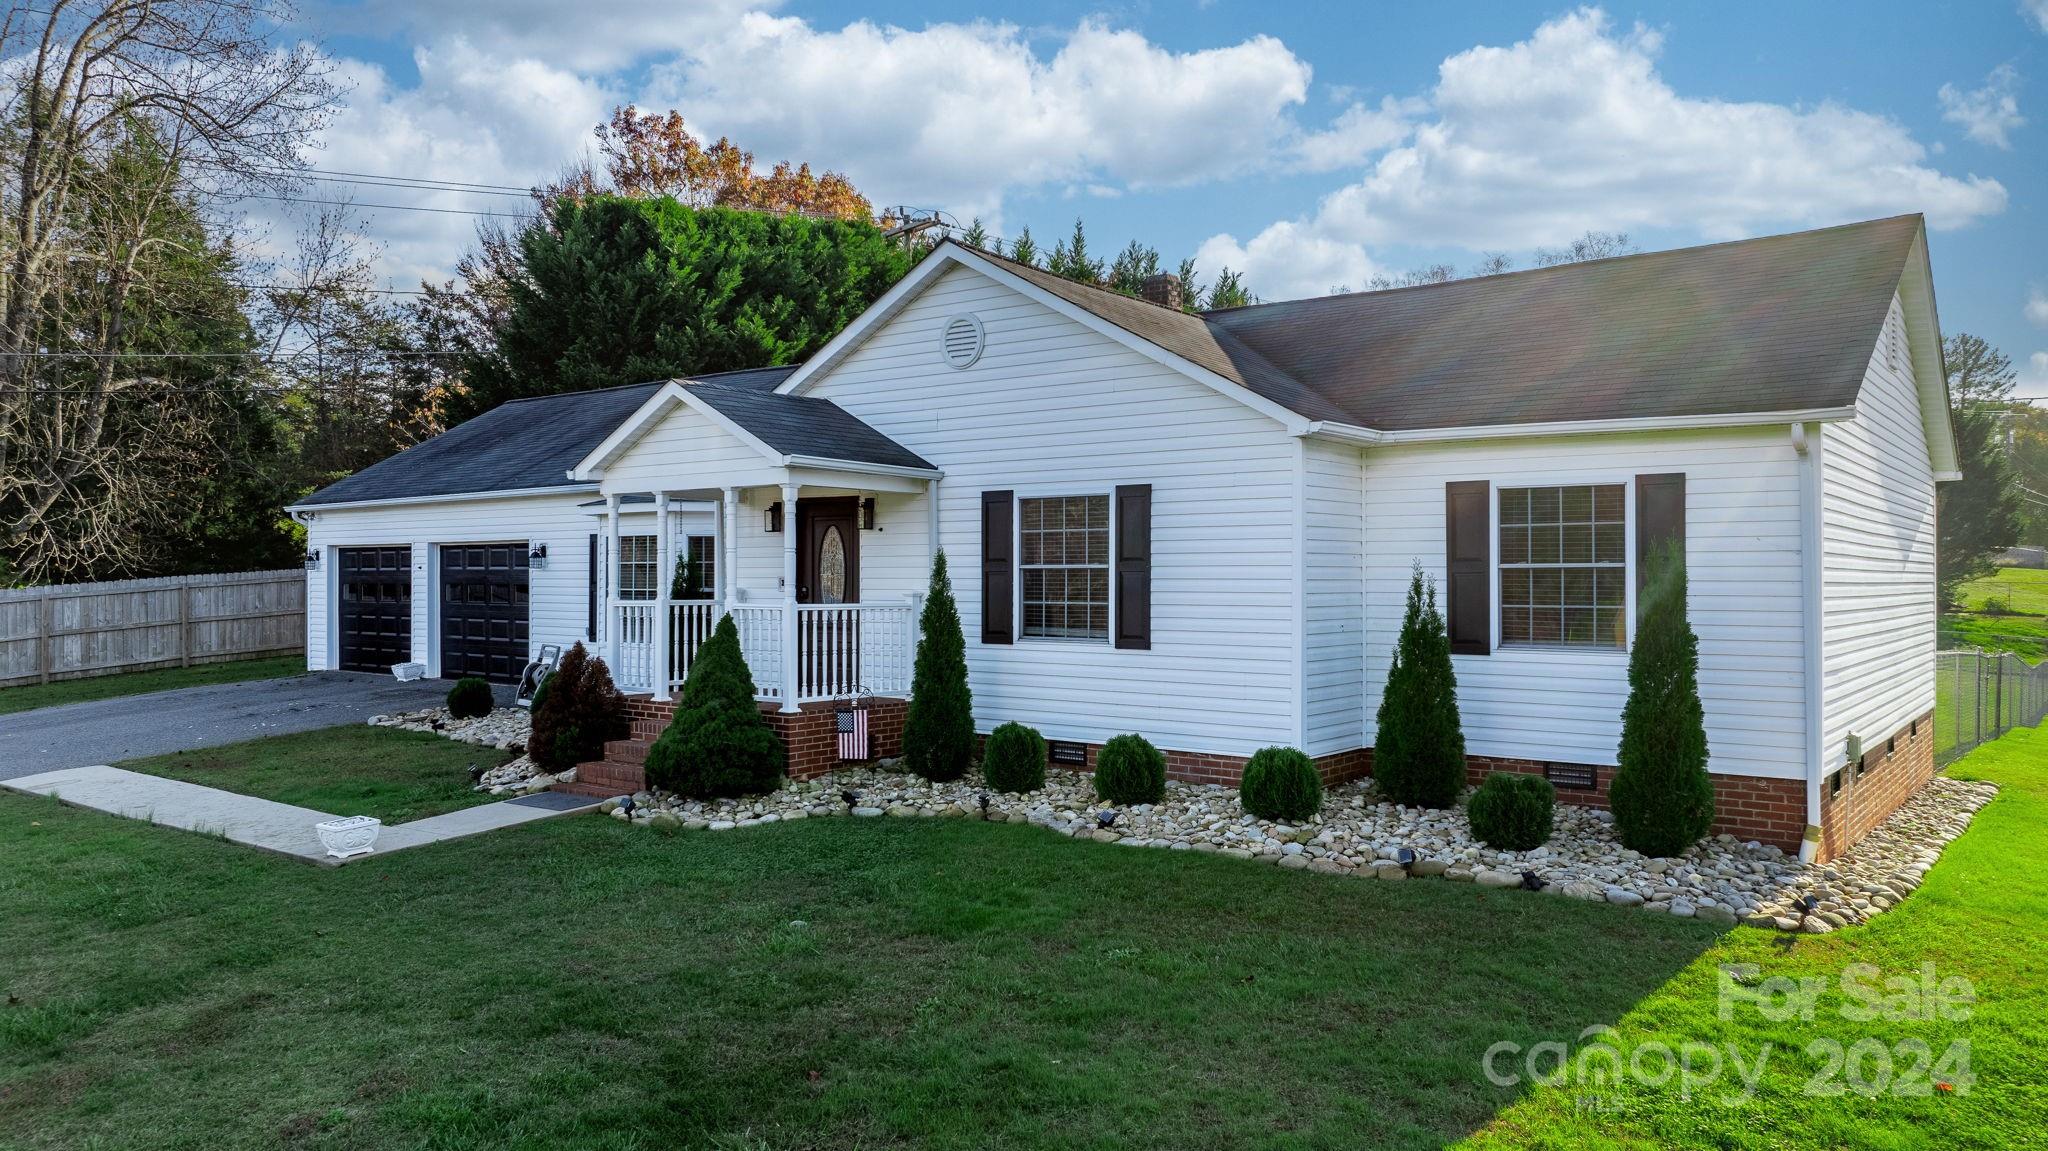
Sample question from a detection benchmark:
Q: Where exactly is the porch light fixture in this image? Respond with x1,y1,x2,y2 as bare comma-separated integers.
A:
528,542,548,568
303,548,320,570
765,502,784,533
860,497,877,530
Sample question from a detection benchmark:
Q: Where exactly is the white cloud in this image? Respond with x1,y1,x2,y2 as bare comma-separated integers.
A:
1291,96,1424,173
1939,64,2024,149
1195,220,1378,300
2023,351,2048,393
653,15,1314,221
1201,8,2007,300
354,0,779,73
2026,1,2048,34
247,41,614,287
2029,287,2048,327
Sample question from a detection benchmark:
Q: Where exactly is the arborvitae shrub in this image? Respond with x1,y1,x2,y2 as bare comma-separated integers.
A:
1610,546,1715,857
643,614,786,797
903,551,975,782
528,642,627,771
1466,772,1556,851
1094,734,1165,806
446,676,494,720
1239,746,1322,822
1374,565,1466,808
982,722,1047,793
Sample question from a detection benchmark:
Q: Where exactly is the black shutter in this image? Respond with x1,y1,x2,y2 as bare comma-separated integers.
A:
1114,484,1152,650
1636,472,1687,604
981,490,1014,645
1445,481,1491,655
586,534,599,642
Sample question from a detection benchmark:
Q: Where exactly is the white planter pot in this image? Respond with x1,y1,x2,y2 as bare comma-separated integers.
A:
316,815,382,859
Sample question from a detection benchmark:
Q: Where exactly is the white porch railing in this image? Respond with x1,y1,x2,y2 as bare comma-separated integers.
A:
611,600,915,705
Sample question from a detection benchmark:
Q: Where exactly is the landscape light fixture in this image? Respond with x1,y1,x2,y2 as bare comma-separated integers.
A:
978,794,991,820
1097,810,1119,829
1520,870,1546,892
841,789,858,810
1397,847,1416,872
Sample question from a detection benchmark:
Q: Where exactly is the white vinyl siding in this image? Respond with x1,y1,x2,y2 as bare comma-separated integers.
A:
795,262,1302,757
1820,295,1938,772
1361,428,1809,779
302,491,597,677
1304,437,1366,755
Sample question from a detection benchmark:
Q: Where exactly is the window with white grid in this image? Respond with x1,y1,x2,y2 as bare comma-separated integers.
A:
1019,494,1110,640
618,534,658,601
1498,484,1627,648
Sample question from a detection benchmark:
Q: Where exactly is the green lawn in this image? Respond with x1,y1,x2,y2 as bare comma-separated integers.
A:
0,654,306,716
119,726,511,825
1943,568,2048,662
1956,566,2048,616
2,728,2043,1149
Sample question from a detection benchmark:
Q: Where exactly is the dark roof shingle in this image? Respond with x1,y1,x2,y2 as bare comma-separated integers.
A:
295,366,795,507
682,382,934,471
954,214,1925,432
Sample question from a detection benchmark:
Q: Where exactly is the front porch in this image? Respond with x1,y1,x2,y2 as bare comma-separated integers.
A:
608,597,922,706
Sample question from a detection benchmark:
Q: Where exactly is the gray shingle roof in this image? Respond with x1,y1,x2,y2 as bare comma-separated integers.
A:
682,381,935,471
955,214,1927,432
295,366,796,507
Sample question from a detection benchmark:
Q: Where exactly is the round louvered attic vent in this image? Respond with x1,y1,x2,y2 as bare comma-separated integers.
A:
941,313,985,369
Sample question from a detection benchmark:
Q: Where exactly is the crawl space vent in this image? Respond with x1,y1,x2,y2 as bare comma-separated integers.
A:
941,314,985,369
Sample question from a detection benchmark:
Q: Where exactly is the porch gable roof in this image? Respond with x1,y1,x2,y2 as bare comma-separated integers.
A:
570,379,936,483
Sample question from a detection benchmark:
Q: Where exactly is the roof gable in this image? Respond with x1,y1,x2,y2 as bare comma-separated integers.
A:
571,379,933,481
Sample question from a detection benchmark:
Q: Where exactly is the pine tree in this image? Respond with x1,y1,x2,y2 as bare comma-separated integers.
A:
1609,545,1715,857
1373,565,1465,807
644,614,786,797
903,550,975,781
1009,226,1039,268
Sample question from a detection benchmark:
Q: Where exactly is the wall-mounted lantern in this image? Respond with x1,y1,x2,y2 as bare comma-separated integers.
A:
528,542,549,569
860,497,877,530
765,502,784,533
303,548,321,570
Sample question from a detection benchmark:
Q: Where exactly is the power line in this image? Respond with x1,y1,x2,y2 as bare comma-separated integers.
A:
238,193,534,219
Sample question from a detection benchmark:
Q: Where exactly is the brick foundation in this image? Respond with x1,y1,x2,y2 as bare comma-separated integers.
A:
598,695,908,790
996,738,1374,790
1462,756,1808,854
1818,710,1935,860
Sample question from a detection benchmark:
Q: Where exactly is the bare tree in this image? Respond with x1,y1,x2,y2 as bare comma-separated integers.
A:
1533,231,1637,267
0,0,337,578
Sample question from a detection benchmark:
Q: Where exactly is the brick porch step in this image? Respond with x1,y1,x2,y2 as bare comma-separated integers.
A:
555,756,645,799
603,738,652,765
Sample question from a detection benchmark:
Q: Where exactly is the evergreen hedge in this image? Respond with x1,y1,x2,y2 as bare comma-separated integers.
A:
1466,772,1555,851
1238,746,1322,822
982,722,1047,793
445,676,494,720
1373,565,1466,808
1094,734,1165,806
644,614,786,797
1610,545,1715,857
528,642,627,771
903,551,975,782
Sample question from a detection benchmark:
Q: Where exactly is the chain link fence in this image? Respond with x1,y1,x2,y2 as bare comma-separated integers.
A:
1936,649,2048,765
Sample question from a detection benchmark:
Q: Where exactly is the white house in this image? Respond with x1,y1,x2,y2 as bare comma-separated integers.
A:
291,214,1956,858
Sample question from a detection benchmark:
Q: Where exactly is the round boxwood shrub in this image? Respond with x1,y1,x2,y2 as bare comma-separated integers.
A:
982,722,1046,793
1094,733,1165,806
445,676,494,720
1239,746,1322,821
1466,772,1556,851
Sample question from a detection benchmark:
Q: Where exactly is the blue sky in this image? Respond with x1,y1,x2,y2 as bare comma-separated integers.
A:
293,1,2047,394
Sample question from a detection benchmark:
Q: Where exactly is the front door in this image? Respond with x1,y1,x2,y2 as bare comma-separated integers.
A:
796,498,860,604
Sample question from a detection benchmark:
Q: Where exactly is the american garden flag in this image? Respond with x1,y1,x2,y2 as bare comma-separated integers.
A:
837,704,869,761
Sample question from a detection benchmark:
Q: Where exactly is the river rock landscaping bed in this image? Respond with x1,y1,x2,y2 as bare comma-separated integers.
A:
605,765,1995,933
368,705,530,752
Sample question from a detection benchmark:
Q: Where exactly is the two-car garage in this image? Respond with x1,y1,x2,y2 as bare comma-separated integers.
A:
335,543,530,683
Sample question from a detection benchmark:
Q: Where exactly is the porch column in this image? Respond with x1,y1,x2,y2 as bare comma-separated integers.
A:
927,476,941,577
605,493,622,676
780,480,801,712
652,493,673,702
721,486,739,618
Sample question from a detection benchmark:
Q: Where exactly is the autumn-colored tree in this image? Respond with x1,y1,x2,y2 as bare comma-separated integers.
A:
561,105,872,222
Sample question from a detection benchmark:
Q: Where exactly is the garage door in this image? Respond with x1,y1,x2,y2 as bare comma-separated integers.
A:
338,547,412,673
440,543,530,683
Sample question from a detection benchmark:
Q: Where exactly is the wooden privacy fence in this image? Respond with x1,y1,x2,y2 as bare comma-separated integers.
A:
0,569,304,688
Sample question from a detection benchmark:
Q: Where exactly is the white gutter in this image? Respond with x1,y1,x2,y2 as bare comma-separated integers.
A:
782,454,942,480
1792,421,1829,861
288,483,599,516
1302,405,1861,447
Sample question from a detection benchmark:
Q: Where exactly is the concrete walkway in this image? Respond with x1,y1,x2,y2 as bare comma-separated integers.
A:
1,671,473,781
1,765,599,865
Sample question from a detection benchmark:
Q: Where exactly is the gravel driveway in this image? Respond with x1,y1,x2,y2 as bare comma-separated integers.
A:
0,671,464,780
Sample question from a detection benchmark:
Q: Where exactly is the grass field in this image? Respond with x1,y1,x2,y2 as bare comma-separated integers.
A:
118,726,511,824
0,654,306,717
2,725,2043,1149
1944,568,2048,662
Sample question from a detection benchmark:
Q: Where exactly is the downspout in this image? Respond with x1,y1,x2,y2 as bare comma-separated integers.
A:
1792,423,1826,862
